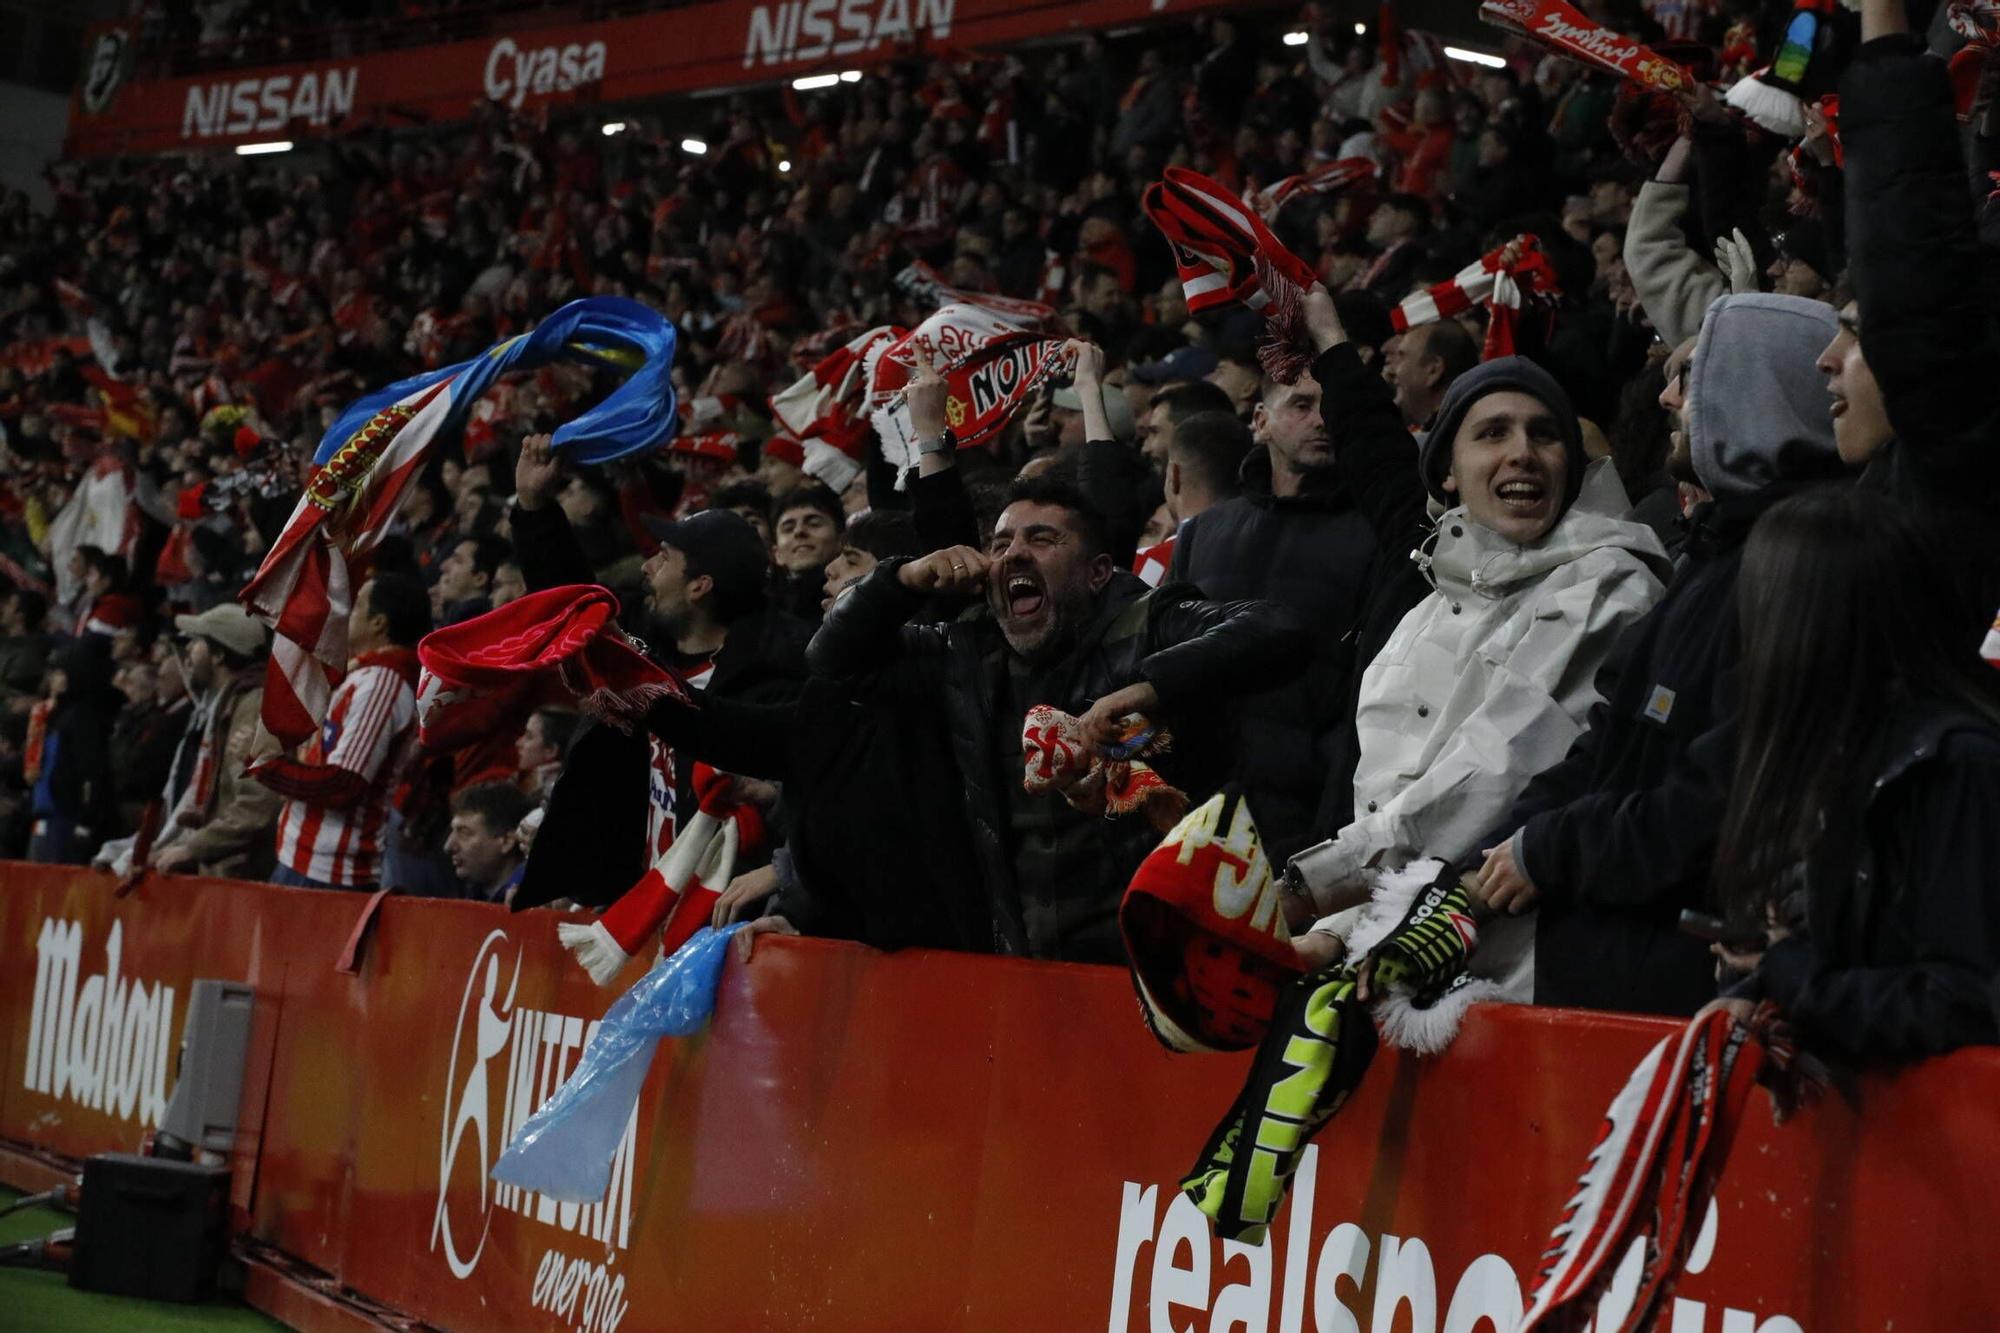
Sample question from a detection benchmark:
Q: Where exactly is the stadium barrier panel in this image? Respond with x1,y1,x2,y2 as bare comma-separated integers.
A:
1,863,1994,1331
72,0,1242,159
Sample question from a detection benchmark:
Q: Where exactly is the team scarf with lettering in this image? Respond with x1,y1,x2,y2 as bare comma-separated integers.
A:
1390,236,1563,360
1179,871,1491,1240
1020,704,1185,828
868,305,1070,474
893,261,1065,333
1518,1003,1819,1332
1479,0,1697,93
1143,167,1321,383
1182,961,1376,1244
242,296,678,748
415,584,688,753
557,763,761,986
1257,156,1380,216
1120,789,1304,1055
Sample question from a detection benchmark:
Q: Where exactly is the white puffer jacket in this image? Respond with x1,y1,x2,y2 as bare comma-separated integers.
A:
1292,459,1670,915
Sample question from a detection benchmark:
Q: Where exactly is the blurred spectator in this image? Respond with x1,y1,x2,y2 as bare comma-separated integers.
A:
146,605,280,880
1133,410,1247,588
1384,319,1479,431
1135,378,1235,475
26,641,118,864
769,483,844,620
256,572,431,892
446,781,536,904
0,590,52,716
433,534,512,626
514,706,578,803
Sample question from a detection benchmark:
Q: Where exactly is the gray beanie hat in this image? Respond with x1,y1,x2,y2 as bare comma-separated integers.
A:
1415,355,1585,509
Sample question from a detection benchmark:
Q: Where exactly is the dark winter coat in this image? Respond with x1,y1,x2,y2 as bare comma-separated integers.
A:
1744,699,2000,1064
511,501,814,910
645,675,990,953
807,561,1306,962
1843,37,2000,643
1169,412,1379,863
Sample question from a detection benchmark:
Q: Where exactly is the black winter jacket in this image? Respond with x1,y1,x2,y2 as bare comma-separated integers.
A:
1169,436,1377,863
1844,38,2000,639
1745,700,2000,1064
645,676,990,953
807,562,1307,961
511,501,814,910
1480,492,1793,1016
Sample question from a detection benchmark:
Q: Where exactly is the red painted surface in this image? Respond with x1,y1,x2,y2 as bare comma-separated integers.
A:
1,863,1993,1331
68,0,1247,159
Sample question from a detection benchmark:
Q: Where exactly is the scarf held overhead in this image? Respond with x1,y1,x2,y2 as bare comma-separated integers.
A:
1479,0,1696,92
1391,235,1563,360
241,297,679,748
1144,167,1320,382
869,305,1070,475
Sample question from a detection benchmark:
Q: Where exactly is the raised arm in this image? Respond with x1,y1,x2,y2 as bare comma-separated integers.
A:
1844,0,2000,480
1303,285,1429,566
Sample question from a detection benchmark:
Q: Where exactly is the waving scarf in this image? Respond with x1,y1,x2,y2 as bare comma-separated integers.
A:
1479,0,1696,93
1391,236,1563,360
242,297,678,747
868,306,1070,475
415,584,687,751
1256,157,1380,217
1144,167,1320,382
893,261,1064,332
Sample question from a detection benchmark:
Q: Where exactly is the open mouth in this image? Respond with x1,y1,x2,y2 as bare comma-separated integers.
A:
1494,478,1548,514
1004,572,1046,619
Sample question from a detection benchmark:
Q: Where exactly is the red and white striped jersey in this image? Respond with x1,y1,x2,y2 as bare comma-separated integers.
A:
643,658,716,862
274,660,420,887
1133,535,1178,589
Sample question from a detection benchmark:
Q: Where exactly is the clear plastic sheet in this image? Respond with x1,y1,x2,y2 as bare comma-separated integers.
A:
490,923,746,1203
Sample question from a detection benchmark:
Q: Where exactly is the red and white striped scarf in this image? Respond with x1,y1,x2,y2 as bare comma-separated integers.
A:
1143,167,1320,381
1390,236,1563,361
1519,1004,1814,1331
893,261,1065,333
1257,157,1380,216
1480,0,1697,92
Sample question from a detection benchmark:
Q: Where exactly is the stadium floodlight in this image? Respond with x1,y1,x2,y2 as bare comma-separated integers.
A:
1354,21,1366,33
234,141,293,156
1282,31,1308,46
681,138,709,154
602,122,628,137
839,70,862,82
793,74,840,90
779,160,793,172
1444,46,1508,68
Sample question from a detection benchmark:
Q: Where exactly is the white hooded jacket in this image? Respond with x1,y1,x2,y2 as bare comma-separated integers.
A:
1291,458,1670,922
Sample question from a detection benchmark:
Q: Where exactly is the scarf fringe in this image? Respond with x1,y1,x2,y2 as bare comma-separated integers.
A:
575,680,686,734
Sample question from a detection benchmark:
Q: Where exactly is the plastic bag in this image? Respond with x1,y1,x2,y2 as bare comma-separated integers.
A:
490,923,745,1203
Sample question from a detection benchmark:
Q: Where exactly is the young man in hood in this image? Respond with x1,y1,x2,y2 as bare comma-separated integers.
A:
1466,293,1853,1015
1282,288,1669,998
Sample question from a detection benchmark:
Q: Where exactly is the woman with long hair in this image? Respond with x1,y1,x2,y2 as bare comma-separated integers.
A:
1712,484,2000,1062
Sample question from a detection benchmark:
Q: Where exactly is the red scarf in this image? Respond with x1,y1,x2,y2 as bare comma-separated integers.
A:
1480,0,1696,92
416,585,686,752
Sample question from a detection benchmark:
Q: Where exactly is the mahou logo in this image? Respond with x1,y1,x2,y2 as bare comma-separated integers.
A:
430,929,638,1333
23,917,177,1127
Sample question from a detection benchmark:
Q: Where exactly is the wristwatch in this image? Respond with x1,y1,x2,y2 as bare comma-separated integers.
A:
1279,858,1311,899
916,427,956,457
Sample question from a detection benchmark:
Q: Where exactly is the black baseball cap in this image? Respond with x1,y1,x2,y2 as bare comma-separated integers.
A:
642,509,771,621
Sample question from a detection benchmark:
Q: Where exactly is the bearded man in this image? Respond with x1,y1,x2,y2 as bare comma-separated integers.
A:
804,472,1305,963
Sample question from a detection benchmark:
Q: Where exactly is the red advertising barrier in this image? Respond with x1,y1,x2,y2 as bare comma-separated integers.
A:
2,861,1995,1330
69,0,1248,159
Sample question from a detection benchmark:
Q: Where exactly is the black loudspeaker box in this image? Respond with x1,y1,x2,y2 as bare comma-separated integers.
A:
68,1152,230,1302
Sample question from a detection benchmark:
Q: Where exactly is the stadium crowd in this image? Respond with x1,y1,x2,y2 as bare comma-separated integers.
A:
3,0,1998,1065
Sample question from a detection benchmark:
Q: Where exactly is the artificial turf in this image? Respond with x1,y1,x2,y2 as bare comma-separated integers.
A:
0,1189,284,1332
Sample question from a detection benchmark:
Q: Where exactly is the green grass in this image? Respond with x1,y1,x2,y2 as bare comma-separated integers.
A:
0,1188,284,1332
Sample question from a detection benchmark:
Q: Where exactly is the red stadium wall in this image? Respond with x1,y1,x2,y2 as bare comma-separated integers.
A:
68,0,1258,159
0,863,1994,1331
